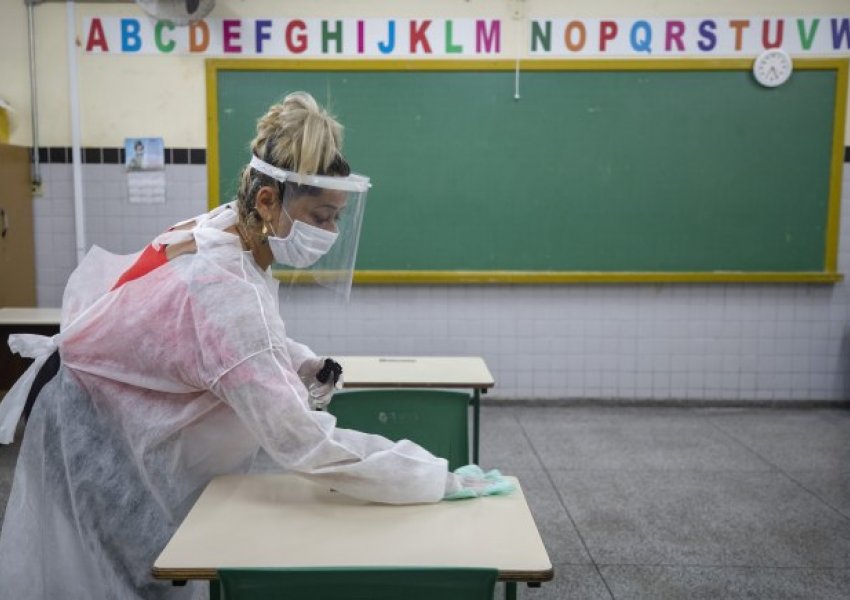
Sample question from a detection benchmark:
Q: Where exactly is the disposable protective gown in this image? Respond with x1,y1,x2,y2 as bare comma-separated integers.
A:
0,215,452,600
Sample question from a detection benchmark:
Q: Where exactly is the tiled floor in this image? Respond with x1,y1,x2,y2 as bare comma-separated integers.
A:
1,405,849,599
478,406,850,599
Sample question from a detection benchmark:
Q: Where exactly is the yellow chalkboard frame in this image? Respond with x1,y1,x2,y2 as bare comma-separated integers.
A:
206,58,847,284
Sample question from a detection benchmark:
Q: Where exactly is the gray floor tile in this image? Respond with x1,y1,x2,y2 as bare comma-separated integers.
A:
600,566,850,600
0,435,20,528
479,406,542,471
786,470,850,519
549,469,850,567
4,405,850,595
513,468,594,565
517,565,612,600
518,408,769,471
0,471,11,526
709,409,850,472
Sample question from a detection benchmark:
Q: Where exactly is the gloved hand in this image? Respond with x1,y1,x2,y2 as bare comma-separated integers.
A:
443,465,516,500
297,357,344,411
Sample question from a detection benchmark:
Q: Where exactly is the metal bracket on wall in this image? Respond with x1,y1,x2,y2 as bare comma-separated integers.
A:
509,0,526,21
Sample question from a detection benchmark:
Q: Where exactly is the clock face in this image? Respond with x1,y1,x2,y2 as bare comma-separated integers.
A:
753,50,793,88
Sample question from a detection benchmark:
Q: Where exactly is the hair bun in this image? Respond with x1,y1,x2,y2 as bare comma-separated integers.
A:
283,91,321,116
250,91,344,176
236,91,350,226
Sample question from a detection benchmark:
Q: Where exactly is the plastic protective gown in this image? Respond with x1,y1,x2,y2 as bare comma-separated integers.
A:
0,211,452,600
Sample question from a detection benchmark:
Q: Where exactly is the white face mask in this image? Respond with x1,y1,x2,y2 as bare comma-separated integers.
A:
268,217,338,269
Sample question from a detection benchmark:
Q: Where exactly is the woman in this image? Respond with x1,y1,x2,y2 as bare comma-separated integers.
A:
0,92,506,600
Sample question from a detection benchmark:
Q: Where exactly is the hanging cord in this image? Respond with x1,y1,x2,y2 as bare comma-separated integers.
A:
513,4,525,101
514,55,521,100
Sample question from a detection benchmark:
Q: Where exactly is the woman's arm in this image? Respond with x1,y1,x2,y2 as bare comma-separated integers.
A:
283,337,317,373
210,347,451,504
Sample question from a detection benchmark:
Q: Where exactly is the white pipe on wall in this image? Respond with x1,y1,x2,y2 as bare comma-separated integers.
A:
27,1,41,189
66,0,87,264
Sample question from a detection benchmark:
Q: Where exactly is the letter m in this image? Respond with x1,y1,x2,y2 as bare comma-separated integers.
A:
476,20,501,53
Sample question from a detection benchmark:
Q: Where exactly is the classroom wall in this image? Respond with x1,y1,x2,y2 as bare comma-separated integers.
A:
2,0,850,147
3,0,850,402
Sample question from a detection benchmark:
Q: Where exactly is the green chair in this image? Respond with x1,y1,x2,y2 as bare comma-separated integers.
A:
217,567,498,600
328,389,470,470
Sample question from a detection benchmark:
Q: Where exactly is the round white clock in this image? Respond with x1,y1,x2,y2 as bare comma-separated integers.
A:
753,49,793,88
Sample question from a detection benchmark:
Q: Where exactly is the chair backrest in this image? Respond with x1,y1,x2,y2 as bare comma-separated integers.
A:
328,389,470,470
218,567,498,600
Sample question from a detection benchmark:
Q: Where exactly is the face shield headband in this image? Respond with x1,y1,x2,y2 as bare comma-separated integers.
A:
248,156,371,193
247,155,371,302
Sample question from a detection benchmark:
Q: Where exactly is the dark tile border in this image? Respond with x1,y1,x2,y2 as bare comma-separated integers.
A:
27,146,850,165
172,148,189,164
102,148,120,164
83,148,101,164
190,148,207,165
30,146,209,165
48,147,67,163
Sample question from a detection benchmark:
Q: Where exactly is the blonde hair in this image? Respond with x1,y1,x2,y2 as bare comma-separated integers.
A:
236,92,349,227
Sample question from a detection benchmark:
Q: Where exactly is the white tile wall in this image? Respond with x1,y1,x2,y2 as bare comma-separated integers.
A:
34,164,208,305
32,163,850,401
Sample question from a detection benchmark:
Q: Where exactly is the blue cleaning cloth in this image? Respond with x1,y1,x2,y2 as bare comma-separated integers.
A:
444,465,517,500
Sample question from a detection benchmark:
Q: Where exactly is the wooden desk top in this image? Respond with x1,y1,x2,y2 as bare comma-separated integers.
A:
153,474,551,583
337,356,494,389
0,307,61,325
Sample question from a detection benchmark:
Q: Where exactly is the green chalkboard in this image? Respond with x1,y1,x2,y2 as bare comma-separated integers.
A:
208,59,847,283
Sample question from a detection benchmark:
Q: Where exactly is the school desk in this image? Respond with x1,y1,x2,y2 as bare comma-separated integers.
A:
0,307,60,326
152,473,552,600
336,356,495,464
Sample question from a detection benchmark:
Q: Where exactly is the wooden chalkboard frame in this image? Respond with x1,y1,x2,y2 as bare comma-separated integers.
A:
206,58,847,284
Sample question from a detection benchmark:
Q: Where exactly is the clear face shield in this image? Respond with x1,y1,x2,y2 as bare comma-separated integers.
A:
249,156,370,301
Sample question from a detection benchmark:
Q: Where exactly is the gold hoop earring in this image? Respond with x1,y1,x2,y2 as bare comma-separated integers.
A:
261,222,270,244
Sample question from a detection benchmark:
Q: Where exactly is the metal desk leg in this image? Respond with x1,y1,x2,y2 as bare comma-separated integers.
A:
472,388,481,464
505,581,518,600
